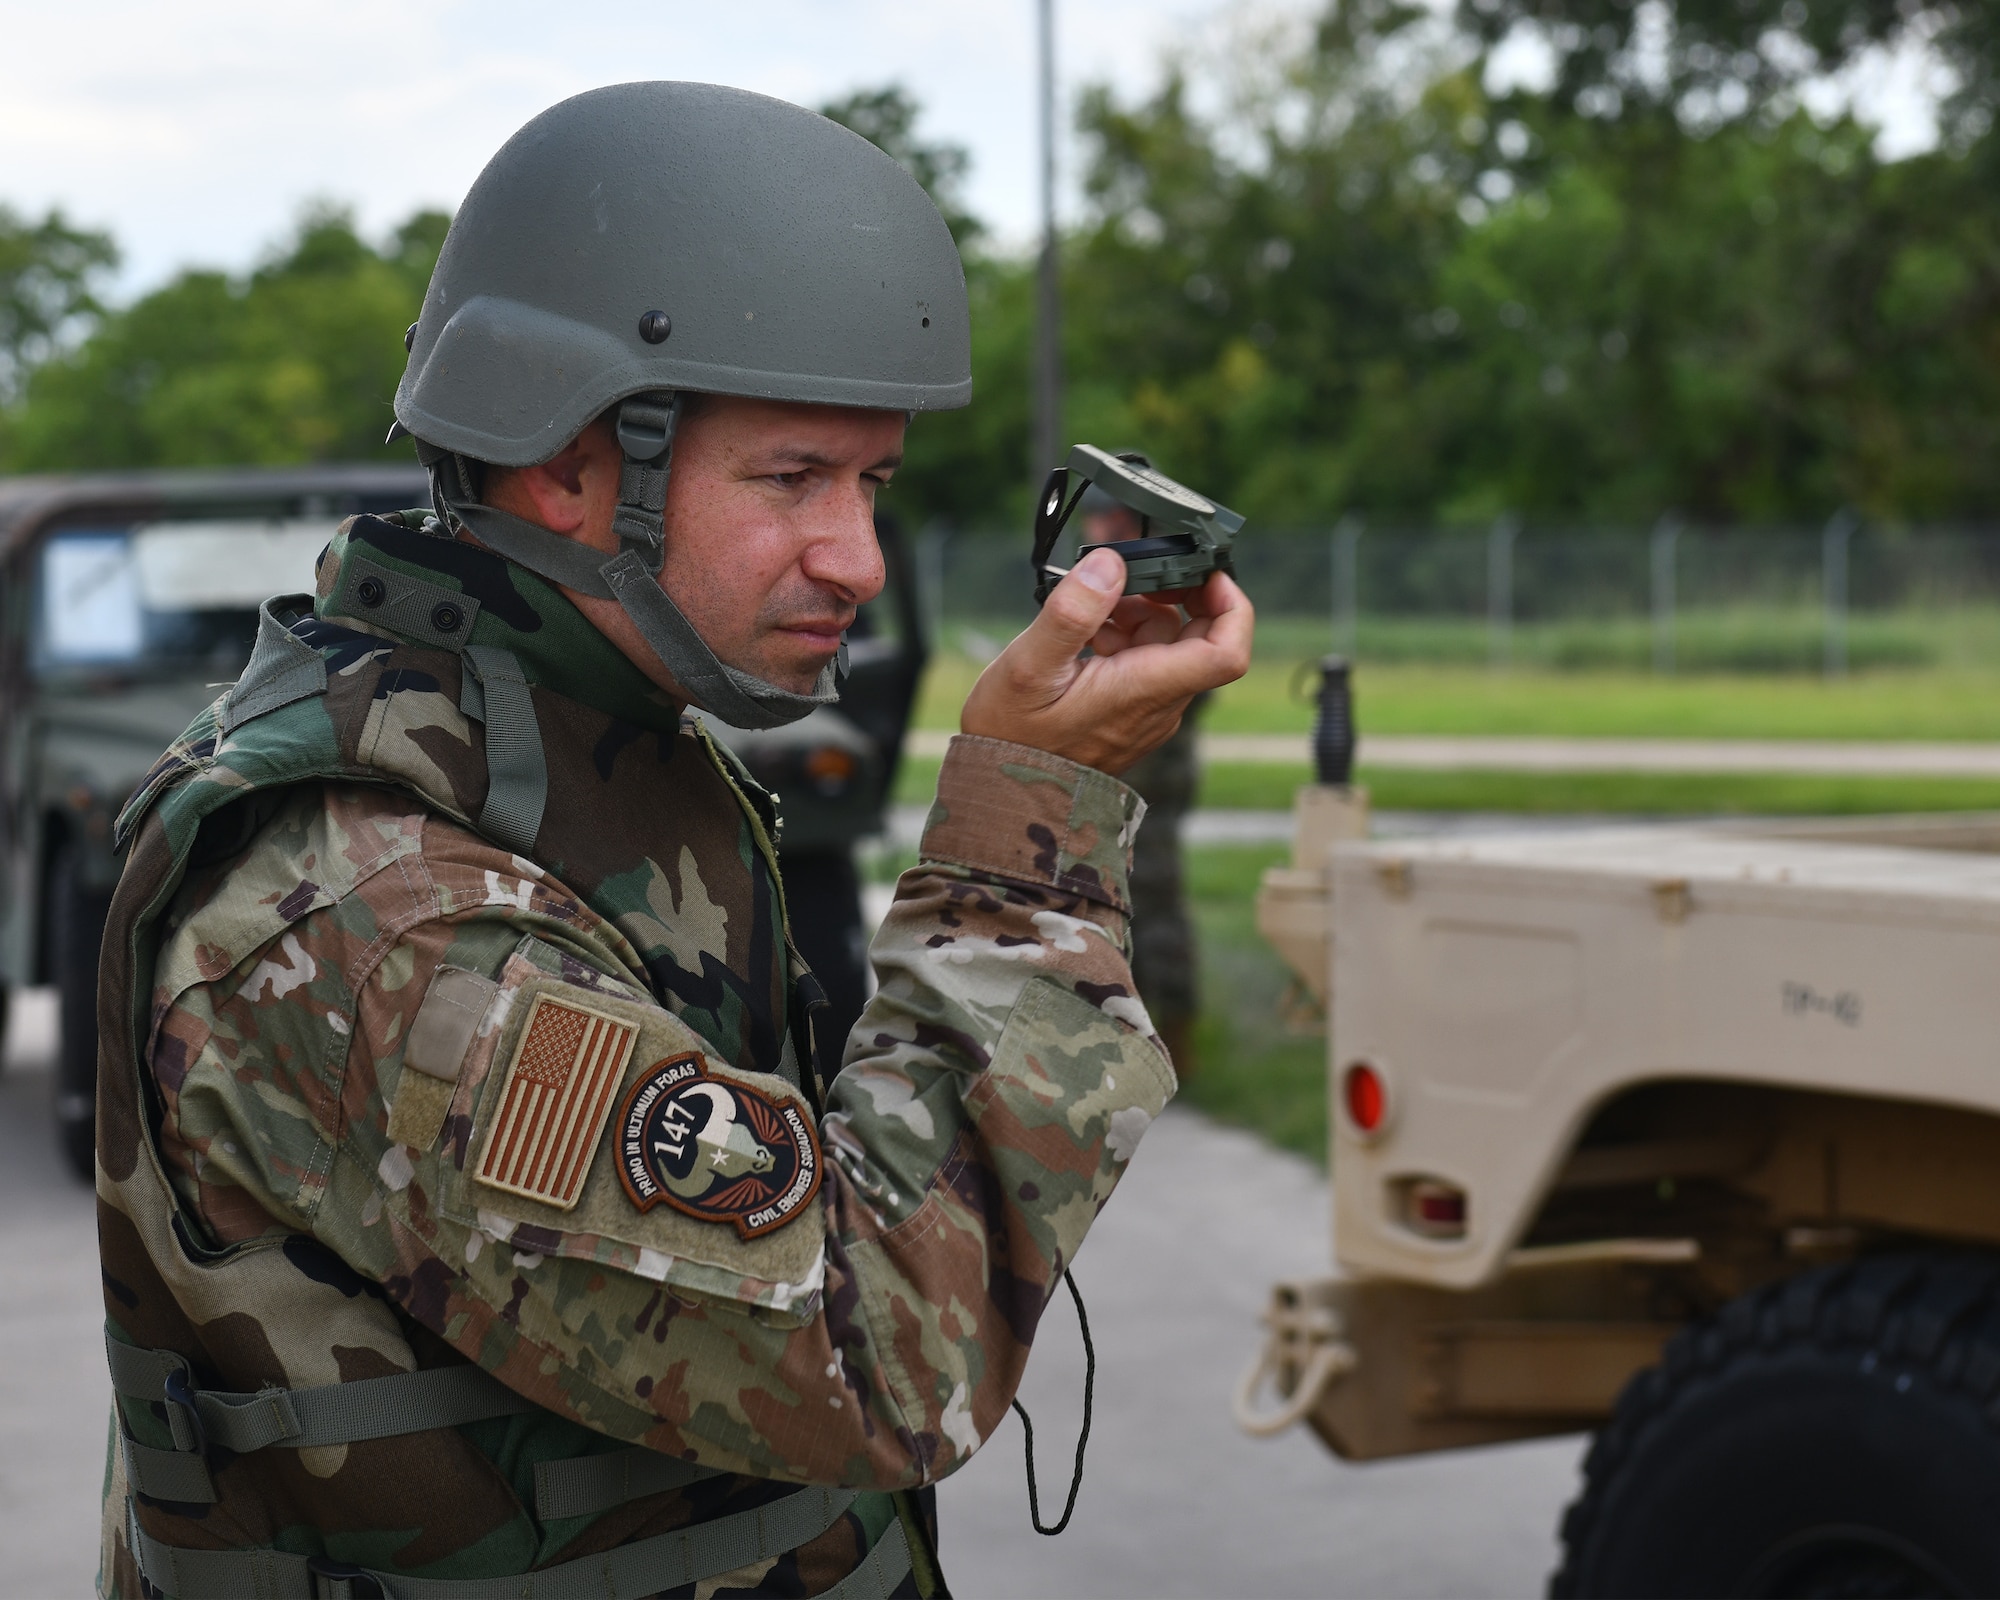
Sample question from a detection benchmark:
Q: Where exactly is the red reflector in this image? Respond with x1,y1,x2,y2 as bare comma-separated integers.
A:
1413,1184,1465,1226
1343,1063,1386,1133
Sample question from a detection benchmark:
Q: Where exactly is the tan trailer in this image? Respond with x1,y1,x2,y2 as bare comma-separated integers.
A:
1244,689,2000,1595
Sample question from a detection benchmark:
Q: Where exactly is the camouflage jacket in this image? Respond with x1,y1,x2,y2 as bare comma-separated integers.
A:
96,513,1174,1599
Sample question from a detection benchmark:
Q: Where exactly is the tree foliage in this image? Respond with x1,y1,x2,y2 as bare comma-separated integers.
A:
0,206,117,404
818,84,985,249
0,206,445,472
5,9,1998,532
1024,2,2000,528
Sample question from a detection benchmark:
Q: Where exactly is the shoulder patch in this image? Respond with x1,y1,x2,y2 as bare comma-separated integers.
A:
473,993,638,1210
616,1054,822,1237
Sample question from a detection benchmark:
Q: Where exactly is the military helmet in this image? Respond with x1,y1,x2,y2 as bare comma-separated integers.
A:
392,82,972,729
396,80,970,465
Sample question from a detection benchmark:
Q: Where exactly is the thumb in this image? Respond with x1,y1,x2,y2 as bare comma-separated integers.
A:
1014,548,1126,676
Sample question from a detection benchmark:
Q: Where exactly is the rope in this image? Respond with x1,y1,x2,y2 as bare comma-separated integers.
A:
1011,1268,1094,1536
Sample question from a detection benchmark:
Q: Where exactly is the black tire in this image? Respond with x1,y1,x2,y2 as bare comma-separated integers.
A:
50,842,111,1183
779,849,868,1085
1553,1254,2000,1599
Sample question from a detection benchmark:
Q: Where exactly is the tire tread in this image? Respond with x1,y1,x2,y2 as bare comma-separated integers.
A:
1549,1252,2000,1598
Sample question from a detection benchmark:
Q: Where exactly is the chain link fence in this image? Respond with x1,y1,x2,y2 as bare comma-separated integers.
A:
918,520,2000,676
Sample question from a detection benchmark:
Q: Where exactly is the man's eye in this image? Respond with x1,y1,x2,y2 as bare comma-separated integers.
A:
769,470,809,488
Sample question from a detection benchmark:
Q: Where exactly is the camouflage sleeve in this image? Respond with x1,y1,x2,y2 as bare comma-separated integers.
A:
151,738,1173,1489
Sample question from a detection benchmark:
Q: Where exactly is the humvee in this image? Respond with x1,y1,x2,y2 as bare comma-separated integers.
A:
0,469,923,1179
1245,661,2000,1596
0,467,428,1177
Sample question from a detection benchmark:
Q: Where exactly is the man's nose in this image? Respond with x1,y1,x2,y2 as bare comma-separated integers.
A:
803,488,887,603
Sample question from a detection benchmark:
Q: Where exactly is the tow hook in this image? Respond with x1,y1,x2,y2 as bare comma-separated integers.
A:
1232,1278,1357,1437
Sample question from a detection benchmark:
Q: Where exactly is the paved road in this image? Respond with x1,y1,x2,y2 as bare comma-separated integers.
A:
0,989,1584,1599
908,728,2000,777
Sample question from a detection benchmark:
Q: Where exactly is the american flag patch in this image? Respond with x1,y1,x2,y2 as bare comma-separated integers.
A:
473,994,638,1211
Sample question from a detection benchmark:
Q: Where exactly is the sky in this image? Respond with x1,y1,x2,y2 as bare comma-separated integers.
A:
0,0,1247,297
0,0,1946,302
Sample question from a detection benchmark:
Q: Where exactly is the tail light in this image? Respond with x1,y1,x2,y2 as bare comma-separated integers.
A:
1401,1178,1468,1240
802,745,859,797
1341,1061,1388,1136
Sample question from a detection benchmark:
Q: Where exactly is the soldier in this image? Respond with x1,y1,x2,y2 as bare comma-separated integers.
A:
94,83,1252,1599
1076,484,1208,1075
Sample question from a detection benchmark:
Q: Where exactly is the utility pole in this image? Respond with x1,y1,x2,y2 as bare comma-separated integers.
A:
1033,0,1062,487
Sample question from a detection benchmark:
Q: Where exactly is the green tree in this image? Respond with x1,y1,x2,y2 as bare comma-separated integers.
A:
0,205,117,403
0,205,447,472
1454,0,1997,149
818,85,1033,531
1049,2,2000,525
818,84,985,250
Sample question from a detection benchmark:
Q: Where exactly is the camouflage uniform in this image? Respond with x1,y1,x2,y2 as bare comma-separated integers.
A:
96,513,1174,1597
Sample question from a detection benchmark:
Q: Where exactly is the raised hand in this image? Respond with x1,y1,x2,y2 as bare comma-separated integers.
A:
959,547,1254,775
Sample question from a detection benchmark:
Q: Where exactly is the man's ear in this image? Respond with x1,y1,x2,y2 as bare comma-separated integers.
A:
485,415,621,536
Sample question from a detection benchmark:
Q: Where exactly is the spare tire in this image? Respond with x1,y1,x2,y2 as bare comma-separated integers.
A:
50,841,110,1183
1554,1254,2000,1598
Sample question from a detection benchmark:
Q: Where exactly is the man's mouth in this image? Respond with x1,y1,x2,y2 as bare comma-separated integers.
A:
778,616,855,653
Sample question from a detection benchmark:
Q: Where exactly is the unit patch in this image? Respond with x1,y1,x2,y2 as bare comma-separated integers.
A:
615,1054,822,1237
473,994,638,1210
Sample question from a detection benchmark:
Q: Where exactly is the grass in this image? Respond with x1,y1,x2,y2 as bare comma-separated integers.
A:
1199,765,2000,814
1179,843,1327,1164
895,754,2000,816
916,608,2000,742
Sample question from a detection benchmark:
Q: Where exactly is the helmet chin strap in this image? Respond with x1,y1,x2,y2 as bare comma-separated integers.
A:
417,392,842,732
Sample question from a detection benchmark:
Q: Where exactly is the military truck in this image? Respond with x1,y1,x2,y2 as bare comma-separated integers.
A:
1243,662,2000,1596
0,469,924,1179
0,467,429,1177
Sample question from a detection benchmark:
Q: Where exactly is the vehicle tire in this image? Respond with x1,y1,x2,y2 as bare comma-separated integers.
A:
1552,1254,2000,1599
779,848,868,1085
50,842,111,1183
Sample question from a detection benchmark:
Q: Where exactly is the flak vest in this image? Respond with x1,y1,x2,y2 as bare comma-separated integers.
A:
95,515,929,1598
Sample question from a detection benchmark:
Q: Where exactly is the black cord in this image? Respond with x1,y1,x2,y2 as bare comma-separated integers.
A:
1011,1268,1094,1536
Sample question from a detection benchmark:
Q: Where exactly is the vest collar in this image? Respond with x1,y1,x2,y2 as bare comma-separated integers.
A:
317,512,687,736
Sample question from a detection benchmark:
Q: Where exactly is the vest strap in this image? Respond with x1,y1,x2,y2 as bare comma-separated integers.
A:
126,1483,906,1599
420,397,843,733
108,1333,538,1501
531,1445,720,1521
463,645,549,855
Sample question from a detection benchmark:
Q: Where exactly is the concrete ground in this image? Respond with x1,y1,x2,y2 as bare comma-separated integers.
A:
0,988,1584,1599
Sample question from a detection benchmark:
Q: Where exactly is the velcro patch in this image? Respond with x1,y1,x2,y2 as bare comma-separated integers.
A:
616,1054,823,1238
473,994,638,1210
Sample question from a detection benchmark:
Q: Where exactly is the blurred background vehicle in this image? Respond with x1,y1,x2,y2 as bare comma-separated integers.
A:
1244,662,2000,1596
0,467,427,1176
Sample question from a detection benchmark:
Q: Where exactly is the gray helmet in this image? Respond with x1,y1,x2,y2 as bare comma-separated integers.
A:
392,81,972,729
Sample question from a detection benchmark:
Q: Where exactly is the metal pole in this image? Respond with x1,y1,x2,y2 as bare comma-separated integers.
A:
1332,516,1362,659
1651,513,1681,675
1824,508,1855,679
1032,0,1062,487
1488,514,1518,671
